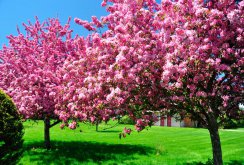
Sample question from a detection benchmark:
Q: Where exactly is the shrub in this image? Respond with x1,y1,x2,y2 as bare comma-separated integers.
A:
222,119,238,129
119,115,135,125
221,119,244,129
0,90,24,164
236,118,244,128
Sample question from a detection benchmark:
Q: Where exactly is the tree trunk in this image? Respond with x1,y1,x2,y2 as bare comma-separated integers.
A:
44,117,51,150
208,119,223,165
96,120,99,132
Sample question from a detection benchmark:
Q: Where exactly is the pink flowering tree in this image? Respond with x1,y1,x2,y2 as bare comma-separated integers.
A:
0,17,79,149
69,0,243,164
54,36,121,131
55,0,163,133
156,1,243,164
53,16,126,131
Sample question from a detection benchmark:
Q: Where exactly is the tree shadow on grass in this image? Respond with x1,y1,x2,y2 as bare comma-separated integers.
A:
226,160,244,165
23,141,153,164
184,159,244,165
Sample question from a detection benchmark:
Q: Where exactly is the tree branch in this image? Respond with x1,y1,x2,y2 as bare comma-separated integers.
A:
49,120,61,128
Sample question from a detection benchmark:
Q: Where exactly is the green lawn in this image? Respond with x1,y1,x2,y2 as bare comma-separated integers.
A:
19,121,244,165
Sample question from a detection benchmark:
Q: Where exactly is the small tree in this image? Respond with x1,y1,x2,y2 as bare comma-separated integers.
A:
0,17,78,149
0,90,24,164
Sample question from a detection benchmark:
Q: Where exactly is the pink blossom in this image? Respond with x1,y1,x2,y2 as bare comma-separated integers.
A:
123,127,132,135
196,91,207,98
68,121,77,130
78,93,86,100
91,16,102,28
101,0,107,7
116,52,126,63
60,123,65,129
222,95,229,102
90,116,96,123
74,18,96,31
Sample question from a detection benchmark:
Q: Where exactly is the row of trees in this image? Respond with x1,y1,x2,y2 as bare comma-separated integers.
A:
0,0,243,164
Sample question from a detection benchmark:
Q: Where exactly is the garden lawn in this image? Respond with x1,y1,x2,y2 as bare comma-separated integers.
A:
19,121,244,165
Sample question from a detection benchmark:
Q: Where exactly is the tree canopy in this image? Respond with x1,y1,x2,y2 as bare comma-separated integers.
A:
0,0,243,163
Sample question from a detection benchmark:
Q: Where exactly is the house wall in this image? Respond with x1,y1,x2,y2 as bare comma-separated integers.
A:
154,118,161,126
154,114,197,127
154,115,181,127
171,117,181,127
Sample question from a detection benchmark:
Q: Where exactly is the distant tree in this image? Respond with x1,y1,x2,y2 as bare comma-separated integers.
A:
0,17,79,149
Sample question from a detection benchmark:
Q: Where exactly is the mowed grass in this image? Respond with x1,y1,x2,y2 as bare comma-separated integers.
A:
19,120,244,165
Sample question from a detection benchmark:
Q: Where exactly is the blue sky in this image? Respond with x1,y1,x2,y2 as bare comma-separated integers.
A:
0,0,107,47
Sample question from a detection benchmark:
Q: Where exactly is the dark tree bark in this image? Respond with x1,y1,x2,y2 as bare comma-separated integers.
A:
207,116,223,165
96,120,99,132
44,117,51,150
43,117,60,150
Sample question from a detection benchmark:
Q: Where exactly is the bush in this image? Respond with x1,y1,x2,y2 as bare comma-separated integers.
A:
236,119,244,128
221,119,244,129
222,119,238,129
119,115,135,125
0,90,24,164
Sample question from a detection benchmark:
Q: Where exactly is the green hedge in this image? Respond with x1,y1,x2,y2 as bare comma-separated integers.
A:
222,119,244,129
0,90,24,164
119,115,135,125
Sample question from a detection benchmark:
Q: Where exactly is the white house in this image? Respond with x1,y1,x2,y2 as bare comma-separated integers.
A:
154,114,197,127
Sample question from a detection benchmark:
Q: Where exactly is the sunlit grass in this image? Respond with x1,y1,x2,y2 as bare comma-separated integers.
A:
19,120,244,165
